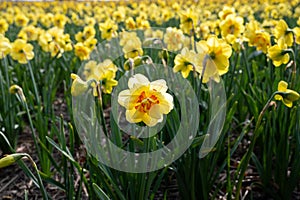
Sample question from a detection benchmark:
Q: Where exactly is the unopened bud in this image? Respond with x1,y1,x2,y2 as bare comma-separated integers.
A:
0,153,25,168
9,85,26,102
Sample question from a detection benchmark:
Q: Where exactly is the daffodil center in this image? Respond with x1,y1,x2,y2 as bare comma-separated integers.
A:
229,25,235,34
209,52,216,59
135,91,160,113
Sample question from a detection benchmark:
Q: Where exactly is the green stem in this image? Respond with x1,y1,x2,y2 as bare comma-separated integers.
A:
227,51,239,95
235,91,280,199
25,154,48,200
285,49,297,89
27,60,41,105
23,99,42,163
241,44,252,83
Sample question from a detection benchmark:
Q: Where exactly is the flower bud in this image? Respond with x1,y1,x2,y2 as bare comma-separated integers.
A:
9,84,26,102
0,153,25,168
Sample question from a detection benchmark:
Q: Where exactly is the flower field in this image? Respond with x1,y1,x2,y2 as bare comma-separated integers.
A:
1,0,300,199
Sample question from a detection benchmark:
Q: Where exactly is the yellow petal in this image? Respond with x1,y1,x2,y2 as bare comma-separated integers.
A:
278,81,288,92
149,104,163,119
282,98,293,108
285,89,300,102
274,94,283,101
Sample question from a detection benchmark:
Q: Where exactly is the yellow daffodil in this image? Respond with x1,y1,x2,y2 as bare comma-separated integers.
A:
244,20,271,53
83,59,118,94
0,34,11,59
49,42,63,58
173,47,202,78
218,6,236,20
119,31,138,46
53,13,68,29
125,17,136,30
19,25,39,41
99,70,118,94
40,13,54,28
0,19,9,34
219,14,244,40
70,73,89,97
273,19,293,47
38,31,52,52
179,9,198,34
267,39,289,67
293,27,300,44
83,60,99,81
274,81,300,107
61,34,73,51
84,37,97,51
118,74,173,127
197,35,232,77
14,13,29,27
251,32,271,54
10,39,34,64
83,25,96,39
136,18,150,29
75,32,85,43
99,19,118,40
163,27,184,51
144,29,164,40
122,37,144,59
74,42,90,61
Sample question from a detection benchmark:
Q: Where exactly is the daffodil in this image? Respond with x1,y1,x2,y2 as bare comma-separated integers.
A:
274,81,299,107
70,73,89,97
84,37,97,51
179,9,198,34
293,27,300,44
218,6,236,20
75,32,85,43
0,34,11,59
10,39,34,64
83,25,96,39
197,35,232,78
14,13,29,27
38,31,52,52
19,25,39,41
122,37,144,59
163,27,185,51
99,19,118,40
99,70,118,94
267,39,289,67
219,14,244,40
123,56,143,70
118,74,173,127
74,42,90,61
40,13,53,28
273,19,293,47
136,18,150,29
244,20,271,53
173,47,202,78
125,17,136,30
53,13,68,29
83,59,118,95
0,19,9,34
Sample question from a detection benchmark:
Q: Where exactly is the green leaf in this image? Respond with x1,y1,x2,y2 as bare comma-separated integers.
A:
93,183,111,200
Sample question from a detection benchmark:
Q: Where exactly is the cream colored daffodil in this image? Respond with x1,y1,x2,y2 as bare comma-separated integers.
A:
118,74,173,127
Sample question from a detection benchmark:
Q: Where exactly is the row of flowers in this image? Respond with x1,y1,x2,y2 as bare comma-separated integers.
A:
1,0,300,125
